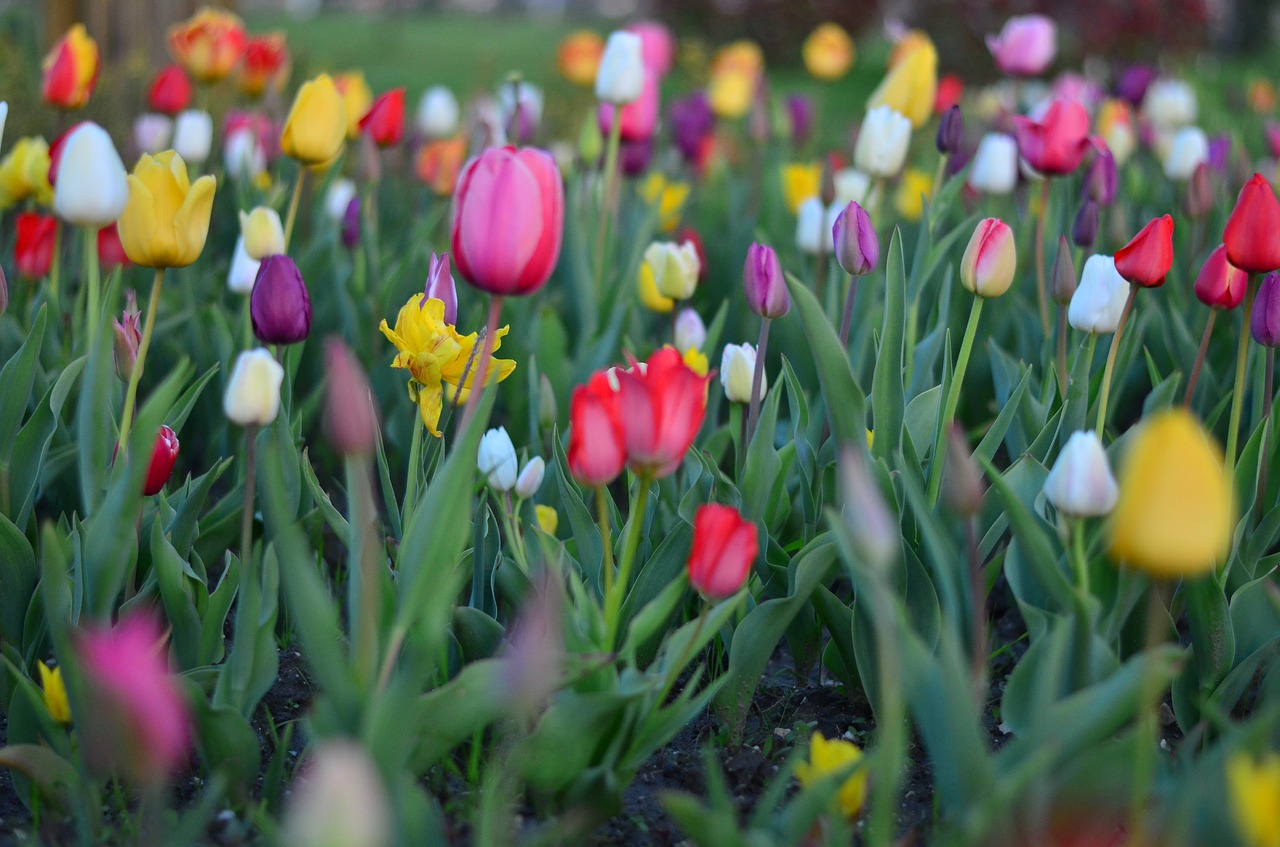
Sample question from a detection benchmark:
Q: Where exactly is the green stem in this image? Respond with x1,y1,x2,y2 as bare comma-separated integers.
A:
1183,308,1217,408
48,222,62,310
1035,178,1051,336
1225,278,1259,478
1256,347,1275,521
655,606,709,707
347,457,379,683
746,317,771,443
596,485,614,602
1094,284,1139,439
930,153,948,206
1055,302,1069,401
83,227,101,354
594,111,624,290
496,490,531,574
403,413,424,524
838,273,859,348
239,426,258,573
1128,582,1170,846
282,167,307,253
117,268,165,455
1070,517,1089,597
927,296,985,505
604,476,651,653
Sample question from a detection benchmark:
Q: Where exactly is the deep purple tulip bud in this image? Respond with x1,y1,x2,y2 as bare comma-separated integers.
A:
1082,148,1116,206
1072,200,1099,249
1208,134,1231,173
619,138,653,177
324,338,378,456
1251,272,1280,347
1116,65,1156,107
787,95,814,148
936,104,963,156
1185,163,1214,219
743,242,789,319
422,251,457,324
833,201,878,276
341,196,361,250
251,255,312,345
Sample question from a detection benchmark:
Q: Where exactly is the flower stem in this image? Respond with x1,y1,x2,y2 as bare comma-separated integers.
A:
239,425,258,574
930,153,948,205
596,485,615,602
282,167,307,253
1070,517,1089,597
927,296,984,505
1035,178,1051,336
965,518,987,710
604,475,651,653
1225,278,1259,478
656,605,709,707
594,111,624,291
747,317,771,443
1183,308,1217,408
1256,347,1275,520
1094,284,1139,439
403,413,424,524
83,227,101,354
48,222,62,310
838,273,859,347
1055,303,1069,401
347,457,380,683
459,295,503,434
117,268,165,456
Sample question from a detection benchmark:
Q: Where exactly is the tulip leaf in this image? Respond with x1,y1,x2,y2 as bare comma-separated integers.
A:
11,355,83,529
0,305,47,472
198,554,239,667
982,455,1075,615
784,271,866,446
551,428,604,593
411,658,517,770
0,511,35,649
741,383,783,523
151,520,202,671
1184,577,1235,692
872,227,906,464
0,744,77,805
300,447,351,540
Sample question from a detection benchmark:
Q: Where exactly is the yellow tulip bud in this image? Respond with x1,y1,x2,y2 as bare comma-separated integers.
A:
1108,409,1235,578
0,137,53,209
781,162,822,216
709,70,755,120
894,168,934,222
867,33,937,129
118,151,216,269
282,74,348,166
535,504,559,536
239,206,285,260
38,661,70,724
803,23,855,82
1227,753,1280,847
334,71,372,140
795,733,868,821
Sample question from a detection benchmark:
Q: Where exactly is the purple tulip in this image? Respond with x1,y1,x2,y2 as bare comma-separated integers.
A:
1251,272,1280,347
670,92,714,165
786,95,814,149
1072,200,1099,249
422,251,457,325
251,255,312,345
936,104,963,156
341,196,360,250
743,242,789,319
1082,147,1116,206
1116,65,1157,107
833,202,878,276
1208,134,1231,173
619,138,653,177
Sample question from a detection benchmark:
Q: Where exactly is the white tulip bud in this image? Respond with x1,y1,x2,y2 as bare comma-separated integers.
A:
1142,79,1197,130
1163,126,1208,182
854,105,911,179
224,127,266,182
720,343,763,404
134,113,174,155
172,110,213,165
1068,255,1129,334
967,133,1019,195
416,86,460,139
1043,430,1119,518
53,122,128,228
674,308,706,352
595,31,645,105
515,457,545,499
284,741,390,847
477,427,518,492
324,178,358,223
224,348,285,427
227,235,261,295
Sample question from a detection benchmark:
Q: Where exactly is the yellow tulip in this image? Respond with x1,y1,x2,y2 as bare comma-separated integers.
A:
894,167,934,222
711,39,763,79
38,662,70,725
1108,409,1234,578
867,33,937,129
0,137,53,209
803,23,855,81
638,173,690,232
709,69,754,120
118,151,216,268
781,162,822,216
282,74,348,166
794,733,868,820
637,261,675,313
682,347,709,377
1227,753,1280,847
334,71,372,140
535,504,559,536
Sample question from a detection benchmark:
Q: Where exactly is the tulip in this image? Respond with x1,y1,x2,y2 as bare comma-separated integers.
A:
963,133,1017,196
42,24,100,110
143,425,180,496
118,152,216,269
1109,409,1233,578
803,23,855,82
1082,147,1117,205
1251,272,1280,347
133,114,173,155
1163,126,1209,181
596,31,645,105
736,243,786,319
535,504,558,535
674,308,706,352
224,348,285,427
795,733,868,821
867,34,937,128
323,339,378,457
796,198,840,255
341,197,361,250
643,241,699,302
1043,431,1118,518
75,615,190,785
38,662,69,725
1114,215,1174,288
670,93,715,165
626,20,674,76
282,74,347,166
416,86,460,139
97,222,128,273
558,30,605,87
238,32,289,98
239,207,285,261
421,252,457,325
515,457,545,499
227,235,260,295
1068,255,1129,334
416,137,467,197
328,72,370,140
687,504,757,599
52,123,127,229
0,137,53,209
451,146,564,297
1195,245,1248,310
1185,163,1214,220
251,255,312,345
1072,200,1099,249
986,15,1056,77
785,95,815,150
960,218,1016,298
324,178,357,223
833,202,878,277
936,104,963,156
170,109,212,166
1116,65,1157,107
1227,753,1280,847
617,347,710,479
1096,99,1136,166
478,427,518,492
168,7,245,83
598,71,659,144
1142,79,1197,130
1049,235,1077,304
499,82,544,145
15,212,56,279
781,162,822,216
283,741,390,847
893,169,933,226
934,73,964,114
1013,98,1090,176
709,72,756,121
361,88,405,148
855,106,912,178
721,343,761,403
223,126,267,182
1224,174,1280,274
148,65,191,115
568,371,625,487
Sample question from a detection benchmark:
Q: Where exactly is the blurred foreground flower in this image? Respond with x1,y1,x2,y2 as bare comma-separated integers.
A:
324,339,379,456
688,504,757,598
795,733,868,820
803,23,854,82
1227,752,1280,847
284,741,389,847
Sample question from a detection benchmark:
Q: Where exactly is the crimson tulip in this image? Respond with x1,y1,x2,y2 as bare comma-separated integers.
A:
451,146,564,297
1194,245,1248,310
687,504,758,599
1223,173,1280,274
1012,98,1091,176
98,222,129,272
1114,215,1174,287
148,65,192,115
238,33,289,98
42,24,100,110
15,213,56,279
616,347,710,479
934,74,964,115
568,371,625,487
360,88,406,148
598,71,659,143
144,426,180,496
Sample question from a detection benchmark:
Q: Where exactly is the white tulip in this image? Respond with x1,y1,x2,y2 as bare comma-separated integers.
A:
133,113,174,155
0,101,8,151
795,198,840,255
515,457,545,499
324,178,358,223
832,168,872,207
54,122,128,228
224,348,285,427
416,86,460,139
227,236,261,295
172,110,213,165
1068,255,1129,334
674,308,706,352
595,31,645,105
644,240,700,300
224,127,266,182
283,741,390,847
721,343,763,404
967,133,1019,195
854,105,911,179
477,427,518,492
1163,126,1208,181
1043,430,1118,518
239,207,286,260
1142,79,1197,130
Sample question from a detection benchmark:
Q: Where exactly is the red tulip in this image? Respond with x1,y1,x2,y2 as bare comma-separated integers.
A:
615,347,710,479
1194,244,1248,310
238,32,289,98
42,24,100,110
167,8,246,84
598,71,660,143
148,65,192,115
1012,98,1091,176
144,426,180,496
98,222,129,272
451,146,564,296
15,213,56,280
687,504,758,599
1223,173,1280,274
568,371,625,487
1114,215,1174,288
360,88,406,148
934,73,964,115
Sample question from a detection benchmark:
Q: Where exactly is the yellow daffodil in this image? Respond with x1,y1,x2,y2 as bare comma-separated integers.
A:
118,151,217,268
682,346,708,377
803,23,855,81
795,732,868,820
379,295,516,436
38,662,70,725
637,260,675,313
334,71,373,140
282,74,348,166
0,137,54,209
535,504,559,536
867,32,937,129
894,167,934,222
1227,753,1280,847
638,173,690,233
1108,409,1234,578
781,162,822,216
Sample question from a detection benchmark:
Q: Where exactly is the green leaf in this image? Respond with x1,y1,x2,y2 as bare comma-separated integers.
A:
785,271,867,445
151,520,202,670
0,512,36,649
300,447,352,540
10,356,83,528
0,305,47,470
872,228,907,463
409,658,514,769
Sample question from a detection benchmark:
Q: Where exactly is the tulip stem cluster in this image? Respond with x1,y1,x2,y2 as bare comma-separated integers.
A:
604,476,651,653
1225,279,1259,477
1093,284,1138,439
117,268,165,455
927,297,984,505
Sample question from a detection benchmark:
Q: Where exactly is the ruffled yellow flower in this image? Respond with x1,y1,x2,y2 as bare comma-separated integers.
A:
638,173,690,233
118,151,217,268
38,661,70,724
334,71,373,140
282,74,348,166
535,504,559,536
1227,753,1280,847
795,732,868,820
379,295,516,436
867,32,937,129
803,23,854,81
781,162,821,216
0,137,54,209
894,167,934,222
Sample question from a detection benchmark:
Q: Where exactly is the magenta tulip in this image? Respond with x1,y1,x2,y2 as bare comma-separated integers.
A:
599,70,659,143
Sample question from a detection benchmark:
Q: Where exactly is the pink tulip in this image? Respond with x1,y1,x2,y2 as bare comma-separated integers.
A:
75,614,190,785
687,504,758,599
599,70,660,143
986,15,1056,77
626,21,675,76
1013,98,1092,176
451,145,565,296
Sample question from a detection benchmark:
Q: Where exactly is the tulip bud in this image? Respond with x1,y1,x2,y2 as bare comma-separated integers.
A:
1049,235,1077,304
251,256,312,346
283,741,390,847
674,308,706,352
854,105,912,179
113,289,142,380
538,373,558,428
1043,430,1118,518
986,14,1057,77
133,114,173,155
172,110,212,165
360,88,405,148
1184,163,1214,220
1251,272,1280,347
423,252,457,325
1082,147,1117,206
644,241,700,301
1072,200,1099,249
960,217,1016,298
942,425,985,517
341,196,361,250
1114,215,1174,287
144,425,180,496
515,457,545,499
53,123,128,229
967,133,1019,195
324,339,378,456
1069,255,1129,334
833,201,878,277
819,159,837,207
149,65,192,115
1163,126,1208,181
687,503,758,599
936,104,963,156
1194,245,1248,310
240,206,285,260
595,31,645,105
833,168,872,206
226,235,261,296
787,95,815,148
416,86,460,139
720,343,762,403
1224,173,1280,274
1142,79,1197,130
742,242,789,318
224,348,284,427
838,448,898,572
283,74,348,165
478,427,518,492
568,372,623,486
535,504,558,535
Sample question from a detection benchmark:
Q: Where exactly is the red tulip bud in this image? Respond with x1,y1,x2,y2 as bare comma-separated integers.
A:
144,426,180,496
1114,214,1174,288
1224,173,1280,274
687,504,758,599
1194,244,1248,310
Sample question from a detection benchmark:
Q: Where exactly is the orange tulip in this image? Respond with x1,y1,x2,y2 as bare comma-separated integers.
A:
168,7,247,84
238,32,289,98
558,30,604,87
415,137,467,197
